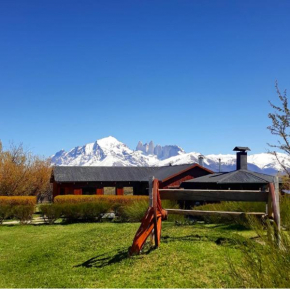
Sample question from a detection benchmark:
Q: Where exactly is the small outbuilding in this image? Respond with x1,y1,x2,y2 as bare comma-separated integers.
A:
51,164,213,197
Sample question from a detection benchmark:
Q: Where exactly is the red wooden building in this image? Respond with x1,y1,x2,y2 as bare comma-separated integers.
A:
51,164,213,197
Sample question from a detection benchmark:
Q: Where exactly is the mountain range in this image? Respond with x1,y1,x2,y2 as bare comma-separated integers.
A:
50,136,290,174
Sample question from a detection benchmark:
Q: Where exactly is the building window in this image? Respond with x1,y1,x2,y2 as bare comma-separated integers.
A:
82,187,96,195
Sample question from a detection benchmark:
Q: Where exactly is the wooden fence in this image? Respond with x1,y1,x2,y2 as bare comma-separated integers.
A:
156,176,280,229
129,176,280,255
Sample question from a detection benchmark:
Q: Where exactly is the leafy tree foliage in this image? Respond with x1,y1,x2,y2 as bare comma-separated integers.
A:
0,141,52,198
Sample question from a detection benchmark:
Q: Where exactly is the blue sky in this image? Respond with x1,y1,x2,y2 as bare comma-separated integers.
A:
1,0,290,157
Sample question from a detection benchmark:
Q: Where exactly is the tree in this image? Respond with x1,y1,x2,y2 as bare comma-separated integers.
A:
267,81,290,177
0,141,52,198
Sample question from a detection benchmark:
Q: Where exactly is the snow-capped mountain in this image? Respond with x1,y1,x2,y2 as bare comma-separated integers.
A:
136,141,185,159
51,136,290,174
51,136,158,167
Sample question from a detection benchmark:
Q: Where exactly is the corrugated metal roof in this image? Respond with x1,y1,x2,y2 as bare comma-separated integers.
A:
52,164,196,183
182,169,276,185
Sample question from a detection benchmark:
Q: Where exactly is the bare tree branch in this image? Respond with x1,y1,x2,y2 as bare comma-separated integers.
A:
267,81,290,176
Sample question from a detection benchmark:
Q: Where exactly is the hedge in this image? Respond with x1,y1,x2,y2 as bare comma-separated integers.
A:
0,197,36,224
54,195,148,205
39,195,149,224
0,196,37,206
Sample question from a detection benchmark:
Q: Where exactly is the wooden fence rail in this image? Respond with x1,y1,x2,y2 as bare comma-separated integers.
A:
159,189,268,202
129,176,281,255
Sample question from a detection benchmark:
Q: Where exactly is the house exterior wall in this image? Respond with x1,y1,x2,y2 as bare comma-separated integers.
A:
160,166,213,189
52,181,149,198
51,166,213,198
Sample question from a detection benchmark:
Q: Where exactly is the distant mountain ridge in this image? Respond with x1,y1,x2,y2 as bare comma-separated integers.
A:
50,136,290,175
136,140,185,160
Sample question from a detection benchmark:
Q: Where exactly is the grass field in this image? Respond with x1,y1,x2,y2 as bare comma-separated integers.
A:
0,221,255,288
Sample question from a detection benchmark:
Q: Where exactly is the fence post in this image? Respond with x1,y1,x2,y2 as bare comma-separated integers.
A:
266,184,273,218
149,176,154,207
269,177,281,247
274,176,281,231
149,176,154,245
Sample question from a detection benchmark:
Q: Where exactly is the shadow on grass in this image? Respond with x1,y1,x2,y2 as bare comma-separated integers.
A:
161,233,237,247
215,223,250,231
75,249,129,268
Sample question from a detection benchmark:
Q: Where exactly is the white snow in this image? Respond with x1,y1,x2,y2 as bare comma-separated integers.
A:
50,136,290,174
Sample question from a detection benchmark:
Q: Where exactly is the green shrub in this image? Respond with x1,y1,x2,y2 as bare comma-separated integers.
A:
161,200,185,223
280,195,290,230
60,201,111,223
61,203,82,222
11,205,34,224
116,199,182,223
79,202,111,221
117,200,149,222
229,216,290,287
227,196,290,287
0,197,36,224
196,201,266,225
0,205,11,224
40,204,63,224
54,195,149,223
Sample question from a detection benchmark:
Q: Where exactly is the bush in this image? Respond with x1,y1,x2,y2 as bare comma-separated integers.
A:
40,204,63,224
280,195,290,230
60,203,82,222
196,201,266,225
54,195,149,222
117,200,149,222
162,200,185,223
227,196,290,287
40,201,112,224
0,196,37,206
0,205,11,224
116,199,181,223
61,202,112,223
11,205,34,224
0,197,36,224
79,202,111,221
229,216,290,287
54,195,148,205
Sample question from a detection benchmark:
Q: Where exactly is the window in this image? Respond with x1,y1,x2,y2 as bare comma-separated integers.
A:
82,187,96,195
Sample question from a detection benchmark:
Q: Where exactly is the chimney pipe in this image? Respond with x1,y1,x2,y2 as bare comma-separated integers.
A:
218,158,221,172
233,147,250,170
198,155,204,167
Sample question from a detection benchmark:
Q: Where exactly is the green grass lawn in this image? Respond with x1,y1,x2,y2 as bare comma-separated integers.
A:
0,221,254,288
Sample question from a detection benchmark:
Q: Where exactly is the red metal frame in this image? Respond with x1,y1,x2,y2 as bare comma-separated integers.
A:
129,179,167,255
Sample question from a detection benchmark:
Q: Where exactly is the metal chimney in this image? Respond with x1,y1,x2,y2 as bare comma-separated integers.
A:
233,146,250,170
218,158,221,172
198,155,204,167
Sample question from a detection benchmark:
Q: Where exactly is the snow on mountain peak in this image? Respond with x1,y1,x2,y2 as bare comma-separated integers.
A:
50,136,289,174
97,136,120,147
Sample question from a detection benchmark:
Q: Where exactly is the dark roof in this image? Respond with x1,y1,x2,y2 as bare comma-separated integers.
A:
233,146,251,152
52,164,203,183
182,169,276,185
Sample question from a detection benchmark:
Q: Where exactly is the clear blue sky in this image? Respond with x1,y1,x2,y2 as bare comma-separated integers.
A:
1,0,290,157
